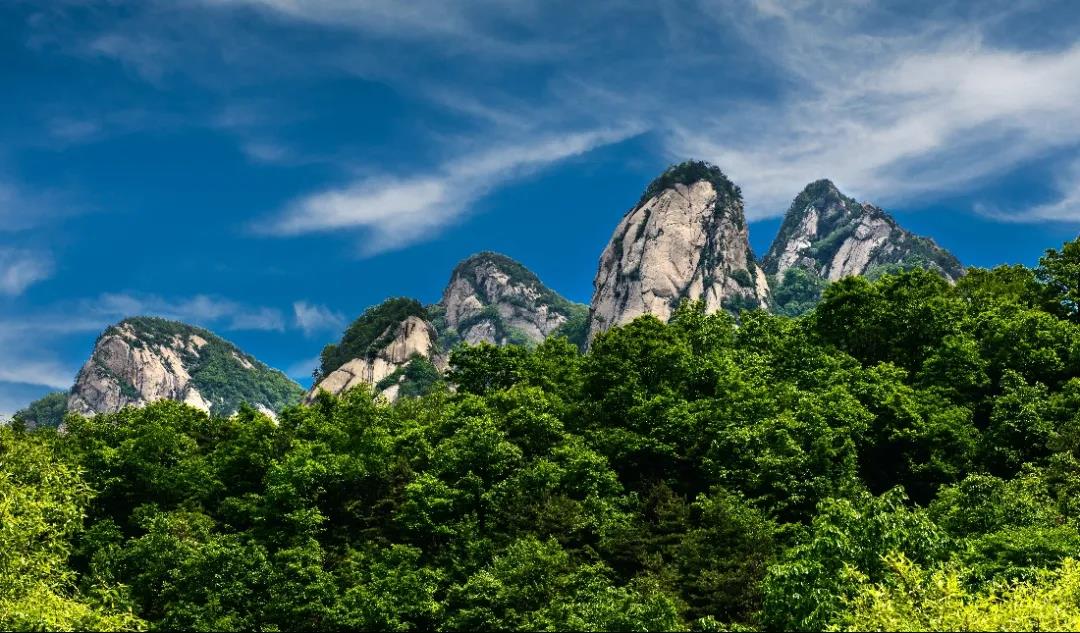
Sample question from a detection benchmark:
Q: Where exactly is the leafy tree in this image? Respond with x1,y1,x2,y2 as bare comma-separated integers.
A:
12,391,68,428
0,427,143,631
836,555,1080,632
762,488,948,630
1038,236,1080,321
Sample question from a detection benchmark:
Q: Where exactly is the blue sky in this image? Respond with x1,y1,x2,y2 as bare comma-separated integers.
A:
2,0,1080,415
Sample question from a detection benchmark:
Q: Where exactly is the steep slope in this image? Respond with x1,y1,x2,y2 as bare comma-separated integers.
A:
433,251,588,349
309,298,446,402
763,180,963,315
588,161,769,340
68,317,303,417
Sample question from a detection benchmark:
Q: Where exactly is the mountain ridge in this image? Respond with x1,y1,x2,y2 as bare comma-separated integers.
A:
67,316,304,418
38,162,966,416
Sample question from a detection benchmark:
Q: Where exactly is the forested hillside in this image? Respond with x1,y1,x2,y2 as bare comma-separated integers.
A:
2,237,1080,631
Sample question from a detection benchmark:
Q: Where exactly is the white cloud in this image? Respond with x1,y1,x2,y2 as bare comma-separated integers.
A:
0,249,53,295
0,358,73,390
293,301,345,336
34,0,1080,227
88,293,287,331
265,126,642,254
661,2,1080,219
978,159,1080,222
0,181,71,232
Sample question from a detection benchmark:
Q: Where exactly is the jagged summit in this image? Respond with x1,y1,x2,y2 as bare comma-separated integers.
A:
587,160,769,341
764,180,964,284
435,251,587,348
637,160,742,207
308,253,586,402
763,180,963,315
68,316,303,417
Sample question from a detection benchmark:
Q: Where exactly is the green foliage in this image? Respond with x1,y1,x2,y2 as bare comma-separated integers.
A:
551,303,590,350
6,235,1080,631
640,160,740,206
319,298,428,377
770,266,827,316
13,391,68,428
0,426,144,630
834,554,1080,632
1038,237,1080,321
103,317,303,415
730,268,753,288
375,355,443,399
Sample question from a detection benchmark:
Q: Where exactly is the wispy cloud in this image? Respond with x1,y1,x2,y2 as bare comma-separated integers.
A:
0,249,53,295
0,180,73,232
978,159,1080,222
25,0,1080,228
0,291,291,398
264,127,642,254
89,293,287,331
197,0,1080,223
293,301,345,336
670,35,1080,217
0,358,73,391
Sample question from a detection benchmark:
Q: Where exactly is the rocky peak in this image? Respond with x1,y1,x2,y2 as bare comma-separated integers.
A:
309,301,446,403
764,180,964,285
68,317,303,417
436,251,587,348
587,161,770,341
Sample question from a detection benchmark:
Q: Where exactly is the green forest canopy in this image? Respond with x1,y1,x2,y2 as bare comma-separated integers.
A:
3,236,1080,631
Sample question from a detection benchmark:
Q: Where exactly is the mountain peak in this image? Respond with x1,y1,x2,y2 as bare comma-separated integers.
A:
68,317,303,417
588,165,768,341
438,251,587,347
764,180,964,314
639,160,741,206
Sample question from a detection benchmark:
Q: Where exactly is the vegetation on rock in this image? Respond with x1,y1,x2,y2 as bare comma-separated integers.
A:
102,317,303,416
318,298,429,378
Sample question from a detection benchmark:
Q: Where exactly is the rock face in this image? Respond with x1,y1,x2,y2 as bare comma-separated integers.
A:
308,315,446,402
68,317,303,416
309,254,585,402
588,161,769,341
436,252,587,347
764,180,964,284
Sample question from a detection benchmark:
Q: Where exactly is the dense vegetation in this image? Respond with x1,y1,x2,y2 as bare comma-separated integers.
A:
432,252,590,350
88,318,304,417
13,391,67,428
639,160,741,206
318,298,430,379
3,237,1080,631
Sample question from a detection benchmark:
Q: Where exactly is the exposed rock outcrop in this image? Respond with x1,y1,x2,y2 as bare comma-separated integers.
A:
68,317,303,416
587,161,769,341
764,180,964,283
436,252,587,347
308,314,446,403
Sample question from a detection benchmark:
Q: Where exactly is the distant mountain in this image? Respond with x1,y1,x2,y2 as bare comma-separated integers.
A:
308,253,585,402
310,298,446,403
68,317,303,417
49,168,969,417
588,161,769,341
763,180,964,315
433,251,588,349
